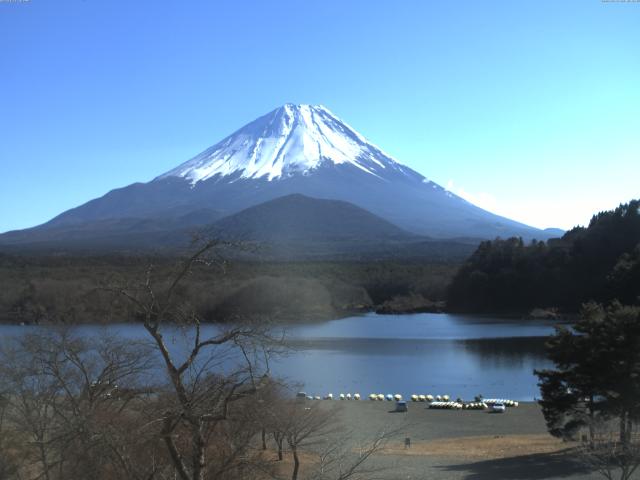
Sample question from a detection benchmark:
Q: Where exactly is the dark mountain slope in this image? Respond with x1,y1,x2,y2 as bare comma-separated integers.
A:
210,193,416,243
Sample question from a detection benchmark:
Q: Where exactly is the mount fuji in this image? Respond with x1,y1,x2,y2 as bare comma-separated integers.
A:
0,104,558,252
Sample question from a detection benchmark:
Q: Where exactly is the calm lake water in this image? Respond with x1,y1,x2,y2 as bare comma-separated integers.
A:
278,313,556,401
0,313,558,401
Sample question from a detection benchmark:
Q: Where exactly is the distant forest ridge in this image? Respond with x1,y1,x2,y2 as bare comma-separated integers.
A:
2,200,638,324
447,199,640,313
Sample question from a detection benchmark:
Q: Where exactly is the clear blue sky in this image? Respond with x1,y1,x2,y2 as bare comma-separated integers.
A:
1,0,638,233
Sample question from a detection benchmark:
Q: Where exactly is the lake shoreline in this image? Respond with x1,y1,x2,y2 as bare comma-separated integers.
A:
0,313,555,401
0,306,577,327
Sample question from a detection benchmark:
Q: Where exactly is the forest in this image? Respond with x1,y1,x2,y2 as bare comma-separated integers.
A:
447,200,640,314
0,254,457,325
1,200,638,326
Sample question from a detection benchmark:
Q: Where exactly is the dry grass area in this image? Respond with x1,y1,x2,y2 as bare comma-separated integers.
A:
258,448,319,478
381,434,576,460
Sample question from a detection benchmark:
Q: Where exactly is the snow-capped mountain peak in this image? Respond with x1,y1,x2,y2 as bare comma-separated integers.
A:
158,104,412,184
0,103,557,246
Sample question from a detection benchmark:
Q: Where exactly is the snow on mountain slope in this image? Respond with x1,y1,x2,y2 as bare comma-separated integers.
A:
158,104,414,183
0,102,562,248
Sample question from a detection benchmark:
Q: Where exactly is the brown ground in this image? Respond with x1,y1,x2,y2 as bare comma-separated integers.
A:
276,400,612,480
381,434,574,460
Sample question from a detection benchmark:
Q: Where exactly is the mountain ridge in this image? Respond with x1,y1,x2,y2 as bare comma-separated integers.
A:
0,103,562,250
0,194,479,261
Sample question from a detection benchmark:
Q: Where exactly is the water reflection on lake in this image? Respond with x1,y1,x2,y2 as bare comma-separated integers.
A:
274,313,556,400
0,313,558,401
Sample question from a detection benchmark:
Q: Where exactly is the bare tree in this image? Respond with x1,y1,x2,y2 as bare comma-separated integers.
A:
113,239,282,480
265,398,398,480
310,427,397,480
0,393,18,480
286,405,337,480
247,381,291,462
0,340,60,479
0,329,159,480
0,240,392,480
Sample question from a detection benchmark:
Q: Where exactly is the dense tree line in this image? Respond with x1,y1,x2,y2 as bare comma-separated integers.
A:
0,255,457,324
447,200,640,313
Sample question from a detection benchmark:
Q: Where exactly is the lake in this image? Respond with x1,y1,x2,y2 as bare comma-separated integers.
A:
276,313,557,401
0,313,558,401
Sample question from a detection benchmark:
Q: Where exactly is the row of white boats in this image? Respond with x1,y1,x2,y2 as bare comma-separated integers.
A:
298,392,519,408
